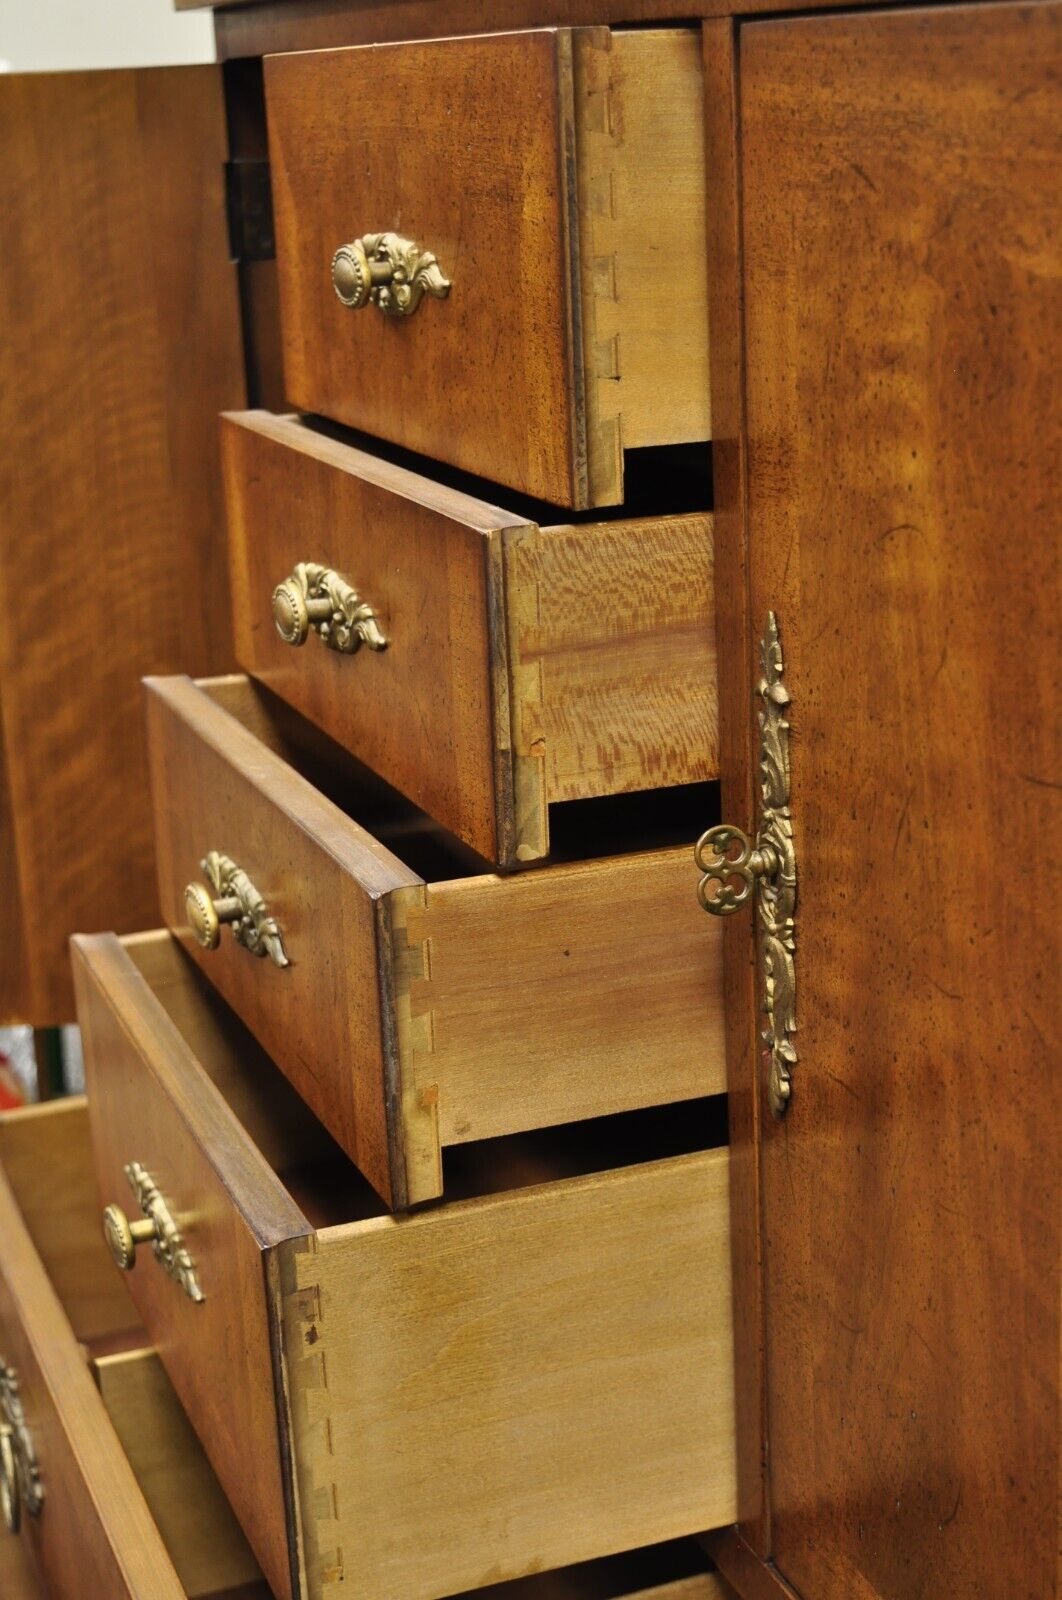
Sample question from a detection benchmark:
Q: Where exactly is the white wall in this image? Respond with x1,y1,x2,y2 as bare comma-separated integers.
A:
0,0,214,72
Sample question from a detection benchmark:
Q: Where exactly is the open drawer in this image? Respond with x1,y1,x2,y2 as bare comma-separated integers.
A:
73,930,737,1600
144,673,725,1208
222,411,717,866
0,1098,264,1600
265,27,709,509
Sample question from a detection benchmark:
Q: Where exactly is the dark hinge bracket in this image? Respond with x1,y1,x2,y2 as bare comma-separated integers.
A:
225,158,275,263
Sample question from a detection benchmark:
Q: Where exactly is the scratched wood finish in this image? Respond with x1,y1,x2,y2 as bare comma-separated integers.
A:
283,1148,735,1600
739,7,1061,1598
223,411,717,865
0,68,243,1024
0,1113,187,1600
146,674,725,1206
73,932,311,1600
264,29,707,508
72,927,736,1600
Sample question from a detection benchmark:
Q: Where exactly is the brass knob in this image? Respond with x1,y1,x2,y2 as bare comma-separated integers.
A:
272,563,387,656
184,881,240,951
0,1422,17,1534
102,1202,159,1271
102,1165,203,1303
272,579,317,647
332,230,450,317
0,1363,42,1531
184,852,289,968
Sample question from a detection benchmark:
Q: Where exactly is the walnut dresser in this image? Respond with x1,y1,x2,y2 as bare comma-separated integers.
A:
0,3,1057,1600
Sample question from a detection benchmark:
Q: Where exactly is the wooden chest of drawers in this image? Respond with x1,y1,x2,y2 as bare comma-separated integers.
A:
5,1,1055,1599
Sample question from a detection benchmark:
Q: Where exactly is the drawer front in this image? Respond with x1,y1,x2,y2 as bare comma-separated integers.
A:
0,1156,186,1599
222,410,522,864
145,676,726,1210
72,932,310,1600
265,28,708,508
223,411,718,867
144,673,421,1207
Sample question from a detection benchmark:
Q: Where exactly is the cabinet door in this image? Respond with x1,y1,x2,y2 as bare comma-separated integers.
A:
0,68,244,1024
735,6,1059,1597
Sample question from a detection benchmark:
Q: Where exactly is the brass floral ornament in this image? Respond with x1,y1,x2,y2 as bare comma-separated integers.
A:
696,612,797,1117
332,231,451,317
0,1360,44,1532
185,852,290,969
102,1163,204,1303
272,563,388,656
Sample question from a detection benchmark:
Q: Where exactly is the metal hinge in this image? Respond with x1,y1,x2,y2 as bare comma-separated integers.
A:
225,158,275,263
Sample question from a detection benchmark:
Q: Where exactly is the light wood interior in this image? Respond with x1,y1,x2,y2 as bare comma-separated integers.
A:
575,29,710,504
96,1347,262,1598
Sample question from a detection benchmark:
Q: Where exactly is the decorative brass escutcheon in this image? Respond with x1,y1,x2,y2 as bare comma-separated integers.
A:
102,1162,203,1304
273,563,387,656
0,1361,43,1533
184,851,289,968
332,231,451,317
696,612,797,1119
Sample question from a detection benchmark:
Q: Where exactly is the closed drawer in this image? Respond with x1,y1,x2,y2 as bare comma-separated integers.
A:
74,929,736,1600
264,28,709,509
223,411,717,866
0,1099,264,1600
144,673,725,1208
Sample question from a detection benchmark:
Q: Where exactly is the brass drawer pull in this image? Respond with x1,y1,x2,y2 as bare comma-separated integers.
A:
0,1361,43,1532
273,562,388,655
695,613,797,1120
331,231,450,317
102,1162,204,1304
184,851,290,969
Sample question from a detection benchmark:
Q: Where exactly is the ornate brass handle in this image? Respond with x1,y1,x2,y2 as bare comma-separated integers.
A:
332,231,450,317
102,1162,203,1304
184,851,289,968
273,563,387,656
695,613,797,1120
0,1362,43,1532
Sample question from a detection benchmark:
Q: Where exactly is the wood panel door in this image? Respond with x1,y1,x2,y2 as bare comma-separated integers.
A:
0,68,244,1024
730,5,1060,1597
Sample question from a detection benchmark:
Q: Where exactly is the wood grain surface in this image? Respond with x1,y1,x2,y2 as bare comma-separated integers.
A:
222,410,525,863
223,411,717,865
0,1133,187,1599
266,29,584,505
283,1149,736,1600
145,672,420,1207
95,1348,261,1598
739,6,1061,1597
0,68,243,1023
73,932,311,1600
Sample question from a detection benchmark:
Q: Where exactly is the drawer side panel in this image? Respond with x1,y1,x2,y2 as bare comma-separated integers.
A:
283,1149,736,1600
